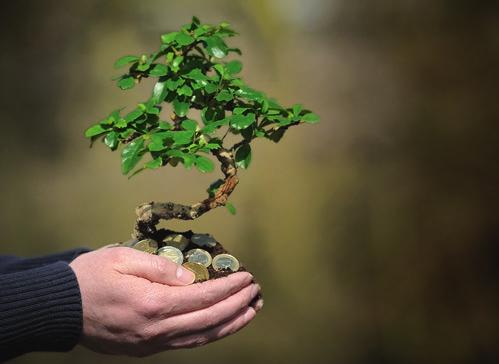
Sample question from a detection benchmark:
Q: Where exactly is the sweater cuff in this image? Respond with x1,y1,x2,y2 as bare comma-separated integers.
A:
0,261,83,360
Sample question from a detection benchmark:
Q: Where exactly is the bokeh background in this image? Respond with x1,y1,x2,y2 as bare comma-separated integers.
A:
1,0,499,363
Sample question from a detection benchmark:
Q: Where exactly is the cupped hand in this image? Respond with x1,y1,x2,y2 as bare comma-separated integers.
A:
69,247,262,357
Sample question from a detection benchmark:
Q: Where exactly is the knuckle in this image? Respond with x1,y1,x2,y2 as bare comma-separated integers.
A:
109,247,130,265
141,324,160,342
150,255,171,275
200,310,218,329
136,292,163,318
195,283,213,305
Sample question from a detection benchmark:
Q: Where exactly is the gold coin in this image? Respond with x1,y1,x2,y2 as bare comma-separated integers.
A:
212,254,240,272
182,262,209,282
185,248,212,267
191,233,217,248
157,246,184,265
132,239,158,254
163,234,189,251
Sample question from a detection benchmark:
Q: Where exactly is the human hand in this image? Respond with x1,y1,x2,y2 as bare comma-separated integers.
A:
70,247,262,357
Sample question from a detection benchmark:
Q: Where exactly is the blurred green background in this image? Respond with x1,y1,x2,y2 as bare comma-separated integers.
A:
1,0,498,363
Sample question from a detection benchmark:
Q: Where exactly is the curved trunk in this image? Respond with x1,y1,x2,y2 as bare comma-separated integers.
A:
132,148,238,240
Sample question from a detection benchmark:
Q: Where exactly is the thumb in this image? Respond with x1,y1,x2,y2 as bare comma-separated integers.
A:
114,248,195,286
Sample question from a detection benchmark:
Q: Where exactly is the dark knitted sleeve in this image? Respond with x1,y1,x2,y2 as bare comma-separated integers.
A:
0,248,91,274
0,261,83,361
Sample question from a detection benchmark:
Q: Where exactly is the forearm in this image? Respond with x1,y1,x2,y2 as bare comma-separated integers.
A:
0,262,83,361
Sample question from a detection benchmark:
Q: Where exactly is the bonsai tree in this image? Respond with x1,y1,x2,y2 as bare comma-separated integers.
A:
85,17,319,243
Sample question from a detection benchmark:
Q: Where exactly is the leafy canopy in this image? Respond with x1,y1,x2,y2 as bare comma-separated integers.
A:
85,17,319,177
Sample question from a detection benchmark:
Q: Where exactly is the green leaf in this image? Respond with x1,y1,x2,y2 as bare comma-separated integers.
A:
226,60,242,74
121,138,145,175
235,143,252,169
166,149,185,158
158,121,172,130
117,76,135,90
195,155,214,173
166,77,185,91
204,82,218,94
124,108,144,123
255,130,265,137
205,36,228,58
120,128,135,139
161,32,178,44
148,131,172,152
302,112,320,124
172,130,195,145
277,116,293,126
215,89,233,102
191,16,201,26
173,99,189,117
171,55,184,72
292,103,303,117
213,63,225,77
149,64,168,77
266,128,286,143
177,84,193,96
194,26,208,38
136,63,151,72
201,118,230,134
141,99,158,114
227,47,242,55
145,157,163,170
201,107,225,125
185,68,208,81
152,80,168,103
181,154,195,169
225,202,237,215
181,119,198,131
235,86,265,102
199,144,221,152
104,131,119,150
233,107,247,115
175,32,195,46
230,113,256,130
84,124,108,138
115,118,128,128
114,55,139,69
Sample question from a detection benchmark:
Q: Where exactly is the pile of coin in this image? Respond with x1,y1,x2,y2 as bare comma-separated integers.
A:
129,233,240,282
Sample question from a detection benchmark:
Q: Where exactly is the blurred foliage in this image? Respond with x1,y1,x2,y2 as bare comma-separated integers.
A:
1,0,498,364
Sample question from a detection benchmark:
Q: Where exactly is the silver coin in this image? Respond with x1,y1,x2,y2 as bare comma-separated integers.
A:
185,248,212,268
157,246,184,265
191,233,217,248
212,254,240,272
163,234,189,251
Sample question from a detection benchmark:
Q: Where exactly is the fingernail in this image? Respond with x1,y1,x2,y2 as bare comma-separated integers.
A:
244,307,256,320
176,265,195,284
251,284,261,297
254,298,264,312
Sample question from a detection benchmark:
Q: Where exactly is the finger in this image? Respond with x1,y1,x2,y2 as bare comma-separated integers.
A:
156,283,260,338
165,306,257,349
113,248,195,286
156,271,254,315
